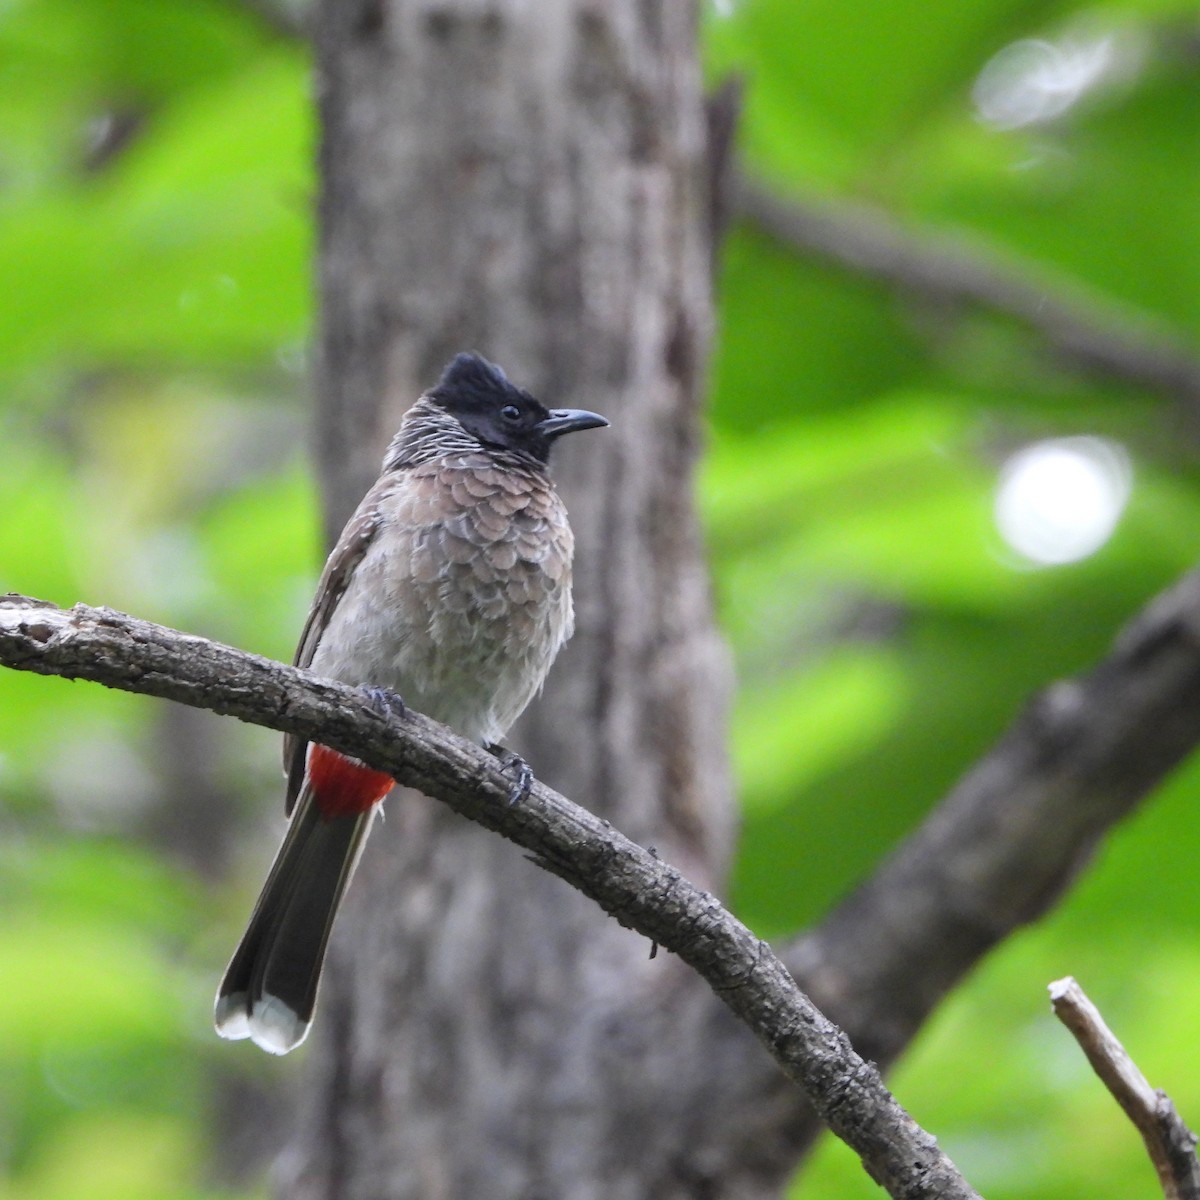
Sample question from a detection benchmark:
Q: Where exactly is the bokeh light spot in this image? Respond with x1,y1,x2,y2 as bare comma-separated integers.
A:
973,33,1129,130
995,437,1131,566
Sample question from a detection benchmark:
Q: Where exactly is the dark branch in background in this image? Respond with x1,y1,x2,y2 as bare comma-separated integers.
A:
0,594,979,1200
736,176,1200,413
788,568,1200,1077
1050,976,1200,1200
703,78,745,272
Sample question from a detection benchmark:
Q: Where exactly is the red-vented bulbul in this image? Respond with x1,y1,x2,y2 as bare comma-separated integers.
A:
214,353,607,1054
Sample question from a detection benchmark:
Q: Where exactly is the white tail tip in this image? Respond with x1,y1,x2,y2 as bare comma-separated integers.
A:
215,992,309,1055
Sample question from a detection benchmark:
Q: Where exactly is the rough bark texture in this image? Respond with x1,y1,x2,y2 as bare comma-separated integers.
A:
0,596,985,1200
293,4,785,1198
12,559,1200,1192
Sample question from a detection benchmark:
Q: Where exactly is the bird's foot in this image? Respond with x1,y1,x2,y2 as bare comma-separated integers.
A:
363,685,407,721
488,743,534,806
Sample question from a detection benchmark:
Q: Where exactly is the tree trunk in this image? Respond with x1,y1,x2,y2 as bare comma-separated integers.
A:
278,3,812,1198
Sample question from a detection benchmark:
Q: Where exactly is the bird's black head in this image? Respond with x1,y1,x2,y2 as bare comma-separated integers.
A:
429,353,608,462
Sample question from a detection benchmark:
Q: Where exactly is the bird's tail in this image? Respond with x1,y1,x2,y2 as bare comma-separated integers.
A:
214,746,393,1054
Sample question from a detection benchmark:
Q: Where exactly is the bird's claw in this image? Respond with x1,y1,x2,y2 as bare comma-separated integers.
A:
488,743,534,806
363,686,407,721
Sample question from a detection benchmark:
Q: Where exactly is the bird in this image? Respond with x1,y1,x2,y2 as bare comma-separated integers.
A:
214,352,608,1055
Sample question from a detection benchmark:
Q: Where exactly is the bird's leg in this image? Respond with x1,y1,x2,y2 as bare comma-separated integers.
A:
487,743,534,806
362,685,407,722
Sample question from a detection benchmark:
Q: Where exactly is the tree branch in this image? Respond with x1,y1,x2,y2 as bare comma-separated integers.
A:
1050,976,1200,1200
736,176,1200,412
0,593,978,1200
789,567,1200,1074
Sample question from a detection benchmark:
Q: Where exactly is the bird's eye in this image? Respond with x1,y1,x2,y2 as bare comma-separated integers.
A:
501,404,521,422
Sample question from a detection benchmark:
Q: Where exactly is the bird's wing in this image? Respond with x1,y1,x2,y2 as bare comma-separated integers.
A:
283,499,384,816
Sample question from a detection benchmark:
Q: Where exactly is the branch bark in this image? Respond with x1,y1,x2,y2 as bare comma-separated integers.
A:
0,593,980,1200
12,568,1200,1192
736,176,1200,412
1050,976,1200,1200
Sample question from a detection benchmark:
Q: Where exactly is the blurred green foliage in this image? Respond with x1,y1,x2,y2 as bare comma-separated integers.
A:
0,1,1198,1197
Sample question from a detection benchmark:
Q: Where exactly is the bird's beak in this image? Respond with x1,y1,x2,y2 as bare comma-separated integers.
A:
536,409,609,440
